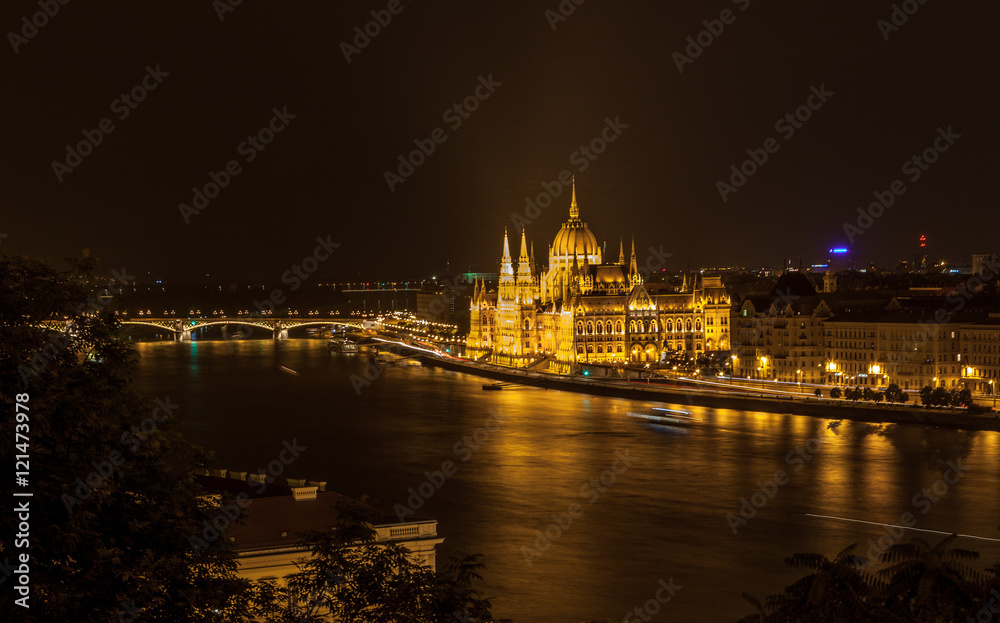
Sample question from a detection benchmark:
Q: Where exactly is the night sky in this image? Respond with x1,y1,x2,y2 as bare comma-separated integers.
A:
3,1,997,283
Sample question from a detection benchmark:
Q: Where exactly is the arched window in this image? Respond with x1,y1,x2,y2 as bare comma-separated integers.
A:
577,321,584,334
616,321,623,333
577,345,584,354
587,345,594,353
596,322,603,334
587,321,594,335
597,345,604,353
650,320,658,332
696,318,702,331
696,342,702,350
629,320,636,333
666,320,673,332
616,344,623,353
524,318,530,331
606,320,613,333
686,318,693,331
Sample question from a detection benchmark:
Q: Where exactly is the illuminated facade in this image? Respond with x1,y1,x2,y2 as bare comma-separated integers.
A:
467,181,731,371
733,274,1000,394
822,313,1000,392
731,273,831,385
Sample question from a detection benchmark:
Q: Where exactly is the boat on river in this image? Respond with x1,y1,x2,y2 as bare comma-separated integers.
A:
328,337,359,353
628,407,701,426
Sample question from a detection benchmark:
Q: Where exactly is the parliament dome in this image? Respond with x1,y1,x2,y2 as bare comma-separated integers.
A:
550,179,601,262
552,220,598,258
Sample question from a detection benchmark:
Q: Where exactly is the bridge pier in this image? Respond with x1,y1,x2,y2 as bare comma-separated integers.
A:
176,331,191,341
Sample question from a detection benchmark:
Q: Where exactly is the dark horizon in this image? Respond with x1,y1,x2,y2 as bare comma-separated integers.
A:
4,1,997,282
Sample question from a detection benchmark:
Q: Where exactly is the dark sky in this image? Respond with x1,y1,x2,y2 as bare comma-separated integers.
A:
3,1,997,283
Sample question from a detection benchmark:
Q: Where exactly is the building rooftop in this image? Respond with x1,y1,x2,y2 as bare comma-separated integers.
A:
196,474,435,553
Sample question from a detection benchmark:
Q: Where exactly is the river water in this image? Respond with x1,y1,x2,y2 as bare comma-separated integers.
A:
132,339,1000,622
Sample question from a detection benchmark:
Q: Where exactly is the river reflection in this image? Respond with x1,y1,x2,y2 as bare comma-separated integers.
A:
132,340,1000,622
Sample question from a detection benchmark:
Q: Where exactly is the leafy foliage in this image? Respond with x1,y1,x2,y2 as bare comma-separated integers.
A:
874,535,985,620
253,497,508,623
884,384,908,403
918,385,975,408
737,535,999,623
1,255,507,622
0,254,253,622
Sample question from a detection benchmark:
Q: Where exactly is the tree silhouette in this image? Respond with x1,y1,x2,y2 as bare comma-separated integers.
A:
885,384,908,404
767,544,874,620
0,254,253,622
255,498,507,623
919,386,934,406
875,534,985,620
738,536,998,623
949,388,974,409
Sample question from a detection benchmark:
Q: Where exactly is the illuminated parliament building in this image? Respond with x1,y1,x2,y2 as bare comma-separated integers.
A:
467,181,731,373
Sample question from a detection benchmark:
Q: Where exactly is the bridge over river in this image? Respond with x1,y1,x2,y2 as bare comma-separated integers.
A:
44,317,365,340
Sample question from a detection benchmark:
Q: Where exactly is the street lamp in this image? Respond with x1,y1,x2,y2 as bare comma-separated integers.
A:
796,369,802,393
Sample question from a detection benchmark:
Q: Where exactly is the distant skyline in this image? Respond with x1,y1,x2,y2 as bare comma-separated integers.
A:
4,1,997,282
